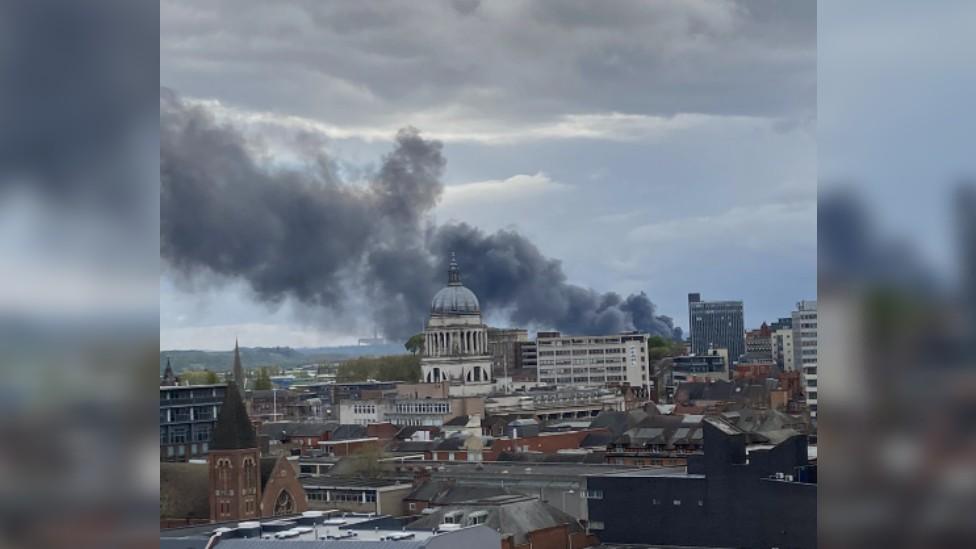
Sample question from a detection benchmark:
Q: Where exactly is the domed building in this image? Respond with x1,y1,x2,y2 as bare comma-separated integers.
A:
421,254,492,388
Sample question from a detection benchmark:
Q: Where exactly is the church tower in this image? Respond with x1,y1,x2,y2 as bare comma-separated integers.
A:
208,382,261,522
161,358,179,386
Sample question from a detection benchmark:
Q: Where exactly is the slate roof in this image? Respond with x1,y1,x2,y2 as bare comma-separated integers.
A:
406,479,511,504
434,437,465,451
331,424,368,441
259,421,338,440
443,415,469,427
395,426,441,440
674,380,734,404
609,413,706,449
579,431,614,448
259,456,279,488
390,440,436,453
406,497,583,545
211,382,257,450
591,408,655,436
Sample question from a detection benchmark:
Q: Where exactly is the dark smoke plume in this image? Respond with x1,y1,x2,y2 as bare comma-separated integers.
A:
161,89,681,341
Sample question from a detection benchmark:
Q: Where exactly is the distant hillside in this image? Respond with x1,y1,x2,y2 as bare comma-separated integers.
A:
160,343,406,373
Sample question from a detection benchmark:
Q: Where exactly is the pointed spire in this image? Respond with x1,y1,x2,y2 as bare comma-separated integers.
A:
211,382,257,450
447,252,461,286
162,358,178,386
233,339,244,394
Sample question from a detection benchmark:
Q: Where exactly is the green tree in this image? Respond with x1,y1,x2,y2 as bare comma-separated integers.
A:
337,354,421,383
204,370,219,384
648,336,684,361
404,333,425,355
253,367,273,390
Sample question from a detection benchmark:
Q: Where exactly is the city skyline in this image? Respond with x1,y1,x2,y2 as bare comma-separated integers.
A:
160,1,815,350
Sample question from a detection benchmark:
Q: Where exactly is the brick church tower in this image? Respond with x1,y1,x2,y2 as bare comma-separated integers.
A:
209,382,261,522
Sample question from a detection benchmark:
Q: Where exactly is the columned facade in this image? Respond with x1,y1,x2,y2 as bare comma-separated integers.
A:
421,255,492,386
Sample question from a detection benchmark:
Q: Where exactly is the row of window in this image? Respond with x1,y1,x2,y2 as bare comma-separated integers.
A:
352,405,378,415
539,347,628,357
394,402,449,414
160,405,216,423
307,490,376,503
161,425,212,444
161,388,226,400
539,358,626,367
163,443,207,457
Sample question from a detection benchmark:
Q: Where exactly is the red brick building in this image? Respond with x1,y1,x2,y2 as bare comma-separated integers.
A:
208,383,262,522
207,383,308,522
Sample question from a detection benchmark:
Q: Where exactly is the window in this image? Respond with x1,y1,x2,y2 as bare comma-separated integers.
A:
651,498,659,505
243,457,257,493
468,511,488,525
589,521,605,530
673,499,681,506
443,511,464,524
193,406,213,421
585,490,604,499
194,425,211,442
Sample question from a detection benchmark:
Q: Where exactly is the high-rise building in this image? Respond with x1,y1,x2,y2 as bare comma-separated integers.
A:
792,300,818,418
536,331,649,390
516,340,538,369
160,383,226,461
688,293,745,363
487,328,528,378
745,322,773,356
772,327,795,371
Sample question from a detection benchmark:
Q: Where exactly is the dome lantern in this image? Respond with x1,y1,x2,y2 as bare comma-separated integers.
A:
430,253,480,315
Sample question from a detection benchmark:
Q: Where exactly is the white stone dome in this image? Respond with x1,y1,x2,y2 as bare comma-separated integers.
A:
430,254,480,315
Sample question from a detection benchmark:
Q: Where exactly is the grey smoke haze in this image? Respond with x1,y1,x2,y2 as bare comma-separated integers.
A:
161,89,680,341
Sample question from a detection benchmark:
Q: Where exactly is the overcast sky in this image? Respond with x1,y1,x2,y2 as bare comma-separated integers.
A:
160,0,816,350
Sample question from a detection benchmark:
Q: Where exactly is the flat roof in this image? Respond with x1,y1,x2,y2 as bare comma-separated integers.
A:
590,467,702,479
301,477,412,490
422,460,640,478
162,513,470,544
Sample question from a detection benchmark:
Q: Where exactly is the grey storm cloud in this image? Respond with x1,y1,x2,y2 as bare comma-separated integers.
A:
161,89,681,340
162,0,815,129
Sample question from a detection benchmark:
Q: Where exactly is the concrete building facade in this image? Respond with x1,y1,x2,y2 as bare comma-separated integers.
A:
688,293,745,363
792,300,818,418
160,384,226,462
536,332,650,390
773,326,796,371
487,328,528,379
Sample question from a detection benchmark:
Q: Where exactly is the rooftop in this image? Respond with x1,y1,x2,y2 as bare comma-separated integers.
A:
301,476,412,490
417,460,639,478
162,512,498,547
591,466,699,479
